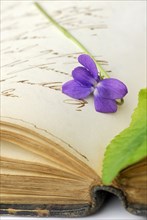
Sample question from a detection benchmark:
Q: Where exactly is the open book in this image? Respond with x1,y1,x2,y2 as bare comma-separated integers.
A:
0,1,146,217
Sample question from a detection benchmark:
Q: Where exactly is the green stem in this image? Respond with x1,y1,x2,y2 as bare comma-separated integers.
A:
34,2,109,78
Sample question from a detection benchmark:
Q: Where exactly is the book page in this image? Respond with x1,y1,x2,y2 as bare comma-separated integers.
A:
1,1,146,176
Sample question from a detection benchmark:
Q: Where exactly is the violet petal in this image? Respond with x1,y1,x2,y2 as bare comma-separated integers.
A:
94,92,117,113
78,54,100,81
72,66,97,87
97,78,128,99
62,80,92,99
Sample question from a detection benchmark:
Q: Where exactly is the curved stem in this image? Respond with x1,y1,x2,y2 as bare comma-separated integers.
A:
116,99,124,105
34,2,109,78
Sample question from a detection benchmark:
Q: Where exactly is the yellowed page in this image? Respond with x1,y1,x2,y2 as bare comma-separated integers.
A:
1,1,146,176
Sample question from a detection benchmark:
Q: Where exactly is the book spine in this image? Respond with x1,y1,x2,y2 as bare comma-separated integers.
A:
91,185,147,216
0,203,91,217
0,187,107,217
0,186,146,217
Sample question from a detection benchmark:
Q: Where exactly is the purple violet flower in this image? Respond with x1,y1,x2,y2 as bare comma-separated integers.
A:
62,54,128,113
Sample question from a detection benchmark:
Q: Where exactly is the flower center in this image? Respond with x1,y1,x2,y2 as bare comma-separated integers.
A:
93,87,99,96
93,81,99,88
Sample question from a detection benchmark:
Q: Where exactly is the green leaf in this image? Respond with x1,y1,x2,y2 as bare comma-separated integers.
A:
102,88,147,185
